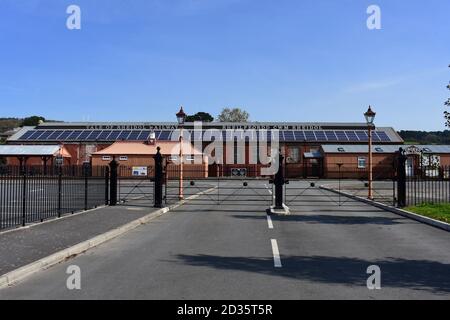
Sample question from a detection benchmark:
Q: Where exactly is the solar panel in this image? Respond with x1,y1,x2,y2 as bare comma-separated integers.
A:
293,131,305,141
355,131,368,141
283,131,296,141
104,131,119,140
376,131,390,141
77,130,93,140
304,131,316,141
127,130,141,140
191,130,203,141
334,131,348,141
67,130,83,140
57,130,73,140
48,130,64,140
325,131,338,141
371,132,381,142
137,130,151,140
19,130,35,140
87,130,102,140
158,130,171,140
116,130,130,140
314,131,326,141
96,130,110,140
38,130,55,140
345,131,358,141
28,130,45,140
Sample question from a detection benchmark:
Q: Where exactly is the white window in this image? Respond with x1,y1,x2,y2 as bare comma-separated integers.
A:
119,156,128,161
357,157,367,169
185,155,195,161
102,156,111,161
169,155,178,161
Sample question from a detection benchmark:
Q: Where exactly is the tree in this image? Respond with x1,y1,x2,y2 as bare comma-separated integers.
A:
185,112,214,122
444,65,450,127
217,108,249,122
22,116,45,127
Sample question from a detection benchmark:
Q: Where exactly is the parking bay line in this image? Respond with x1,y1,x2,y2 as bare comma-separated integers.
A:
271,239,282,268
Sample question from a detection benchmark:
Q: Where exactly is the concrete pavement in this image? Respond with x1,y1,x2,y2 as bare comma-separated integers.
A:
1,181,450,299
0,203,157,276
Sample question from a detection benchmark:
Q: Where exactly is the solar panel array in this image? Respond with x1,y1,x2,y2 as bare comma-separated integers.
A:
17,129,392,143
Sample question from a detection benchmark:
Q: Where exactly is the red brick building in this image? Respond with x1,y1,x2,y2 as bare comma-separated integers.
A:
5,121,450,178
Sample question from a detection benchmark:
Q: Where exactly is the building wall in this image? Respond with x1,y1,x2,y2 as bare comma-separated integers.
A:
92,154,154,167
324,153,396,179
6,156,70,166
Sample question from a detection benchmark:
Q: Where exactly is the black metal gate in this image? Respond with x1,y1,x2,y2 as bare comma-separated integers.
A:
284,162,397,212
117,166,154,206
163,166,274,208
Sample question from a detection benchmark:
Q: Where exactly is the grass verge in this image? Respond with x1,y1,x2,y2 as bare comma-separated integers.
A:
405,203,450,224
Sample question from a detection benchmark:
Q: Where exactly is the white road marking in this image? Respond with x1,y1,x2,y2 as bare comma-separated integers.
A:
271,239,282,268
266,215,273,229
126,207,144,211
264,183,273,195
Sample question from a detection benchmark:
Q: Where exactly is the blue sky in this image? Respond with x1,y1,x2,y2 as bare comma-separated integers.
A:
0,0,449,130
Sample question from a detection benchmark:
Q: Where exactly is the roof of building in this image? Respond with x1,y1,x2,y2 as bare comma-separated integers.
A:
0,145,71,157
7,122,403,144
320,144,450,154
36,121,378,129
93,141,203,156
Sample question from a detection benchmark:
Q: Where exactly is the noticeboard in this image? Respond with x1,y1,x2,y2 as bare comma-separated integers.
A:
132,166,148,176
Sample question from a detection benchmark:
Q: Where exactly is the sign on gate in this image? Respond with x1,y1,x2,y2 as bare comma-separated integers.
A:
132,166,148,176
231,168,247,177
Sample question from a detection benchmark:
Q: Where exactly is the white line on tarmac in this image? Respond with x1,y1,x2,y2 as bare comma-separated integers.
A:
266,215,273,229
264,184,273,195
271,239,282,268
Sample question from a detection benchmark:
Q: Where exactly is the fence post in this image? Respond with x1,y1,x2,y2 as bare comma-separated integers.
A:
109,158,118,206
397,147,407,208
21,169,27,227
57,165,62,217
154,147,163,208
273,151,285,210
83,163,89,210
105,166,110,205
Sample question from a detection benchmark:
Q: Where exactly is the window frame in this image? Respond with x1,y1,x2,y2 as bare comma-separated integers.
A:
357,156,367,169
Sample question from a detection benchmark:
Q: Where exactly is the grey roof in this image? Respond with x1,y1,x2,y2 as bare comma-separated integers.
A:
0,145,62,156
321,144,450,154
7,127,34,141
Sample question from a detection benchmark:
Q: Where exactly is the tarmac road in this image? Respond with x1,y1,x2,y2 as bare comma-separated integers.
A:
1,180,450,299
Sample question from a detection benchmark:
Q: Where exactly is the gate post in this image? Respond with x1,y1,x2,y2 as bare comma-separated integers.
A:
83,162,90,211
274,152,285,209
154,147,164,208
109,158,118,206
397,147,407,208
105,166,110,205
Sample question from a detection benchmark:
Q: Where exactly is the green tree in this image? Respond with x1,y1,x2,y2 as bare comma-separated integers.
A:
22,116,45,127
444,65,450,127
185,112,214,122
217,108,249,122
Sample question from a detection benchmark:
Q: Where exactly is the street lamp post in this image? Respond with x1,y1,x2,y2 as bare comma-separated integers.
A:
364,106,376,200
176,106,186,200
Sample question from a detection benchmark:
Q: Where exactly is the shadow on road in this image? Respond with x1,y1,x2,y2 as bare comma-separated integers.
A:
174,254,450,294
232,214,406,225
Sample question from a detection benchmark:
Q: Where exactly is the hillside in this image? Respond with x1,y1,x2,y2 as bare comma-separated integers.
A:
398,130,450,145
0,118,22,132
